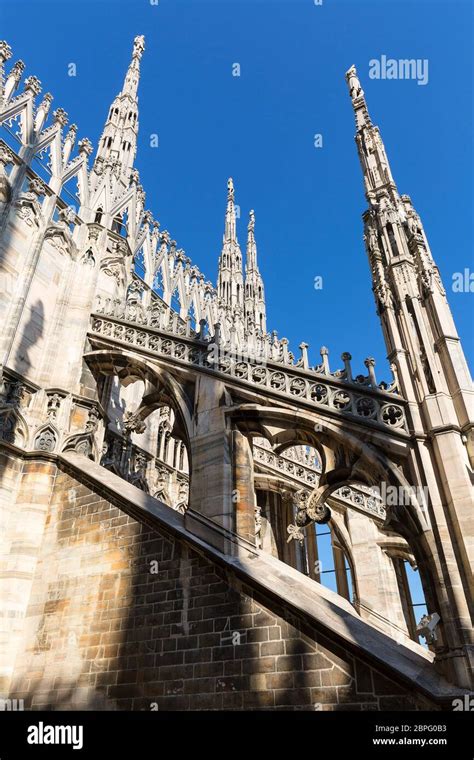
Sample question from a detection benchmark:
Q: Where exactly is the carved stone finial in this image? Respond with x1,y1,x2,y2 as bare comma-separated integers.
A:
0,41,12,62
198,318,207,341
65,123,78,143
341,352,353,382
24,75,42,96
3,60,25,101
41,91,53,106
78,137,93,156
213,321,222,345
227,177,234,202
319,346,330,374
364,357,377,386
53,107,68,127
10,59,25,79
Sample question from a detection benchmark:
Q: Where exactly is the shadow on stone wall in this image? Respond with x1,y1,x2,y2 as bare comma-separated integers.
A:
5,463,440,711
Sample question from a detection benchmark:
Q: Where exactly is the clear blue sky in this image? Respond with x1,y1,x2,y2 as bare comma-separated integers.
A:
2,0,473,381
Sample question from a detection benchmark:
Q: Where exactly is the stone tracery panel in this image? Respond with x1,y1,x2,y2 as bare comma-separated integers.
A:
89,315,408,434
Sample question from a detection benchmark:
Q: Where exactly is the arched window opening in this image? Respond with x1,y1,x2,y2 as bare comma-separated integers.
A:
112,215,123,235
386,222,398,258
163,431,171,463
254,480,354,607
393,558,428,646
311,523,354,602
153,407,191,512
172,439,179,470
101,391,191,515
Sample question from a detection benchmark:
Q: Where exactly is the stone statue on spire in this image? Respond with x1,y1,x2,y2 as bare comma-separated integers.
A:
133,35,145,60
345,65,364,100
248,209,255,234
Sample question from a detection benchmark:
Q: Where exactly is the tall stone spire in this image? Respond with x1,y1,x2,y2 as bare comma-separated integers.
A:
345,63,472,402
224,176,237,243
93,35,145,187
246,209,257,269
121,34,145,100
217,178,244,318
346,66,474,636
244,210,266,334
345,65,397,205
346,66,469,400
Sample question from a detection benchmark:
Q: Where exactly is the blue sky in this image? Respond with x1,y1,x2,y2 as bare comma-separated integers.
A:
2,0,473,380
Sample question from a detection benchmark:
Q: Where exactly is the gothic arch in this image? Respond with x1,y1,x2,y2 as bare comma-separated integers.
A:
85,348,194,508
0,408,29,448
33,423,59,453
84,348,193,442
61,432,97,461
232,401,443,626
230,403,426,527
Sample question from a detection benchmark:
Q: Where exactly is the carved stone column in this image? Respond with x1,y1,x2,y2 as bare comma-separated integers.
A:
232,430,256,544
346,509,410,640
186,375,234,540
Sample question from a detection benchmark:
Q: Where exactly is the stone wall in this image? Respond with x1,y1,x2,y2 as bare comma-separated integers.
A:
0,451,55,694
6,463,438,711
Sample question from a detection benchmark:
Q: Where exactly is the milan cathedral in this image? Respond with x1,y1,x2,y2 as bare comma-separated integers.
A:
0,36,472,711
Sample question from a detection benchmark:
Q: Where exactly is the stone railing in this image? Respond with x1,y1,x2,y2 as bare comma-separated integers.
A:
253,442,319,487
253,442,386,522
89,314,409,434
94,294,399,395
94,288,192,338
333,485,386,521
